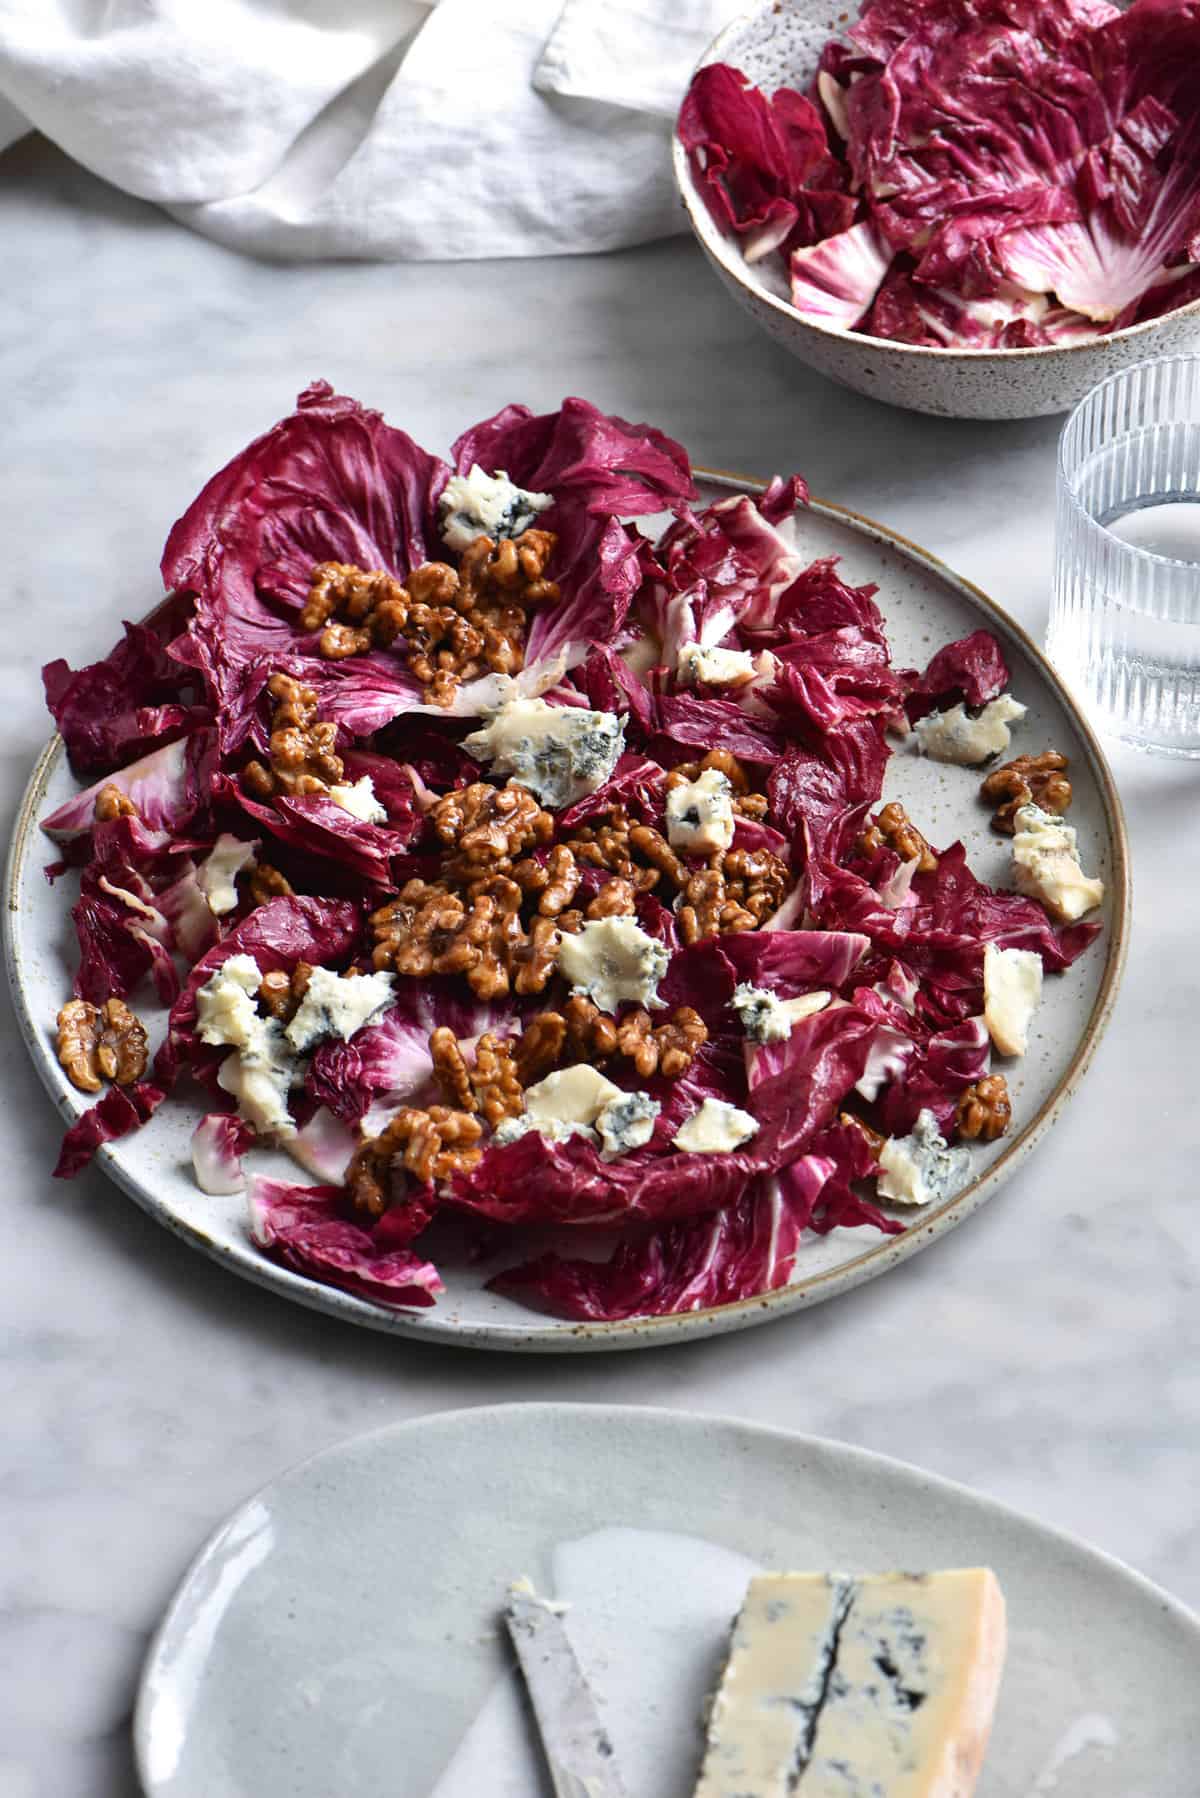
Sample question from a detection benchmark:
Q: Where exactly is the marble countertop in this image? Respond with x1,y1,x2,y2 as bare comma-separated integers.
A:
3,135,1197,1798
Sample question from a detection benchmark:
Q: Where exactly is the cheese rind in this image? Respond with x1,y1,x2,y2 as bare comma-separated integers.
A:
694,1569,1007,1798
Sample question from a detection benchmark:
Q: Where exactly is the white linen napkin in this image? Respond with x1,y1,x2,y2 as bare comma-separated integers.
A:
0,0,731,260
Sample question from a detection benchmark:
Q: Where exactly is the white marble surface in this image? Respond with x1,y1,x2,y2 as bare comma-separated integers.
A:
2,135,1198,1798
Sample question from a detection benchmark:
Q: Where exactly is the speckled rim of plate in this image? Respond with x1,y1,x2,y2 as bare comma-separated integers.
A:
131,1399,1200,1798
3,476,1130,1353
673,0,1200,360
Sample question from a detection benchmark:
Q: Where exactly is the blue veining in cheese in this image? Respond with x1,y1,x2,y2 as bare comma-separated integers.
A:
438,464,553,553
694,1569,1007,1797
462,695,624,809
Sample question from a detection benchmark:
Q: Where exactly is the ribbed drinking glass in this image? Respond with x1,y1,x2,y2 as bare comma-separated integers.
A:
1050,354,1200,757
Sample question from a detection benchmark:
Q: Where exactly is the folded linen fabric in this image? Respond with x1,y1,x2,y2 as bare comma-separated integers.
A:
0,0,730,260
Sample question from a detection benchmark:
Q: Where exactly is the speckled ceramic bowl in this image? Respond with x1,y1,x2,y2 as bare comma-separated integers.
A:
673,1,1200,420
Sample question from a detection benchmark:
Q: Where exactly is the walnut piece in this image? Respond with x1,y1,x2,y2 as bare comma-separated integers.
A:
243,672,344,800
666,749,767,818
347,1104,483,1218
246,862,294,907
430,1026,523,1128
257,962,313,1022
955,1074,1012,1142
56,996,148,1092
94,785,136,823
981,752,1071,834
838,1110,885,1160
858,800,938,874
514,998,706,1084
430,781,553,882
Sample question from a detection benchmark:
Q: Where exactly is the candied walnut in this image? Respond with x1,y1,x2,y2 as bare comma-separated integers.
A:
246,861,293,907
470,1032,524,1128
719,846,790,923
459,528,559,610
981,752,1072,834
257,962,313,1023
652,1006,707,1078
94,785,136,823
562,994,620,1061
243,672,344,800
347,1104,483,1218
676,868,757,944
512,845,581,917
515,1012,568,1086
431,781,553,881
857,800,938,874
628,823,684,888
586,876,637,919
955,1074,1012,1142
510,915,561,997
430,1025,474,1112
838,1110,885,1160
301,561,408,635
615,1006,708,1078
57,996,148,1093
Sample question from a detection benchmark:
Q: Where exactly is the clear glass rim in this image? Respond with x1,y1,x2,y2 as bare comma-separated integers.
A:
1057,351,1200,573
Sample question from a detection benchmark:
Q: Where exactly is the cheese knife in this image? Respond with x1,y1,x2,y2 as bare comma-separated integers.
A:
504,1585,628,1798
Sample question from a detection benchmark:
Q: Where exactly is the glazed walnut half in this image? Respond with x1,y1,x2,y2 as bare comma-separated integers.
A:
980,752,1071,834
56,997,149,1093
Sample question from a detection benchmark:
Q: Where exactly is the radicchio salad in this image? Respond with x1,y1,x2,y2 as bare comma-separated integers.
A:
39,384,1104,1323
679,0,1200,348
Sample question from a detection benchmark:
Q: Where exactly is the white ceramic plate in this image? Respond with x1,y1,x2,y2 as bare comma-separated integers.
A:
4,478,1129,1351
134,1403,1200,1797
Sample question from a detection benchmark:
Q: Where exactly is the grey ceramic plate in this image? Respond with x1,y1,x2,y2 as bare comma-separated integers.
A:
133,1403,1200,1797
5,477,1129,1351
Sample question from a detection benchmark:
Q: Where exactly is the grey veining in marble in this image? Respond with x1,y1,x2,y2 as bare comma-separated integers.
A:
1,134,1197,1798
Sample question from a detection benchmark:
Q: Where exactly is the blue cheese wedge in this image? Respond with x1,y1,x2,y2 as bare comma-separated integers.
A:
676,642,758,688
694,1569,1007,1798
327,774,387,824
196,833,257,917
283,967,395,1055
876,1109,969,1207
914,695,1026,765
983,942,1042,1057
732,984,831,1044
556,916,669,1013
666,768,736,854
438,464,553,553
462,695,624,809
194,954,297,1138
674,1097,759,1154
1011,803,1104,922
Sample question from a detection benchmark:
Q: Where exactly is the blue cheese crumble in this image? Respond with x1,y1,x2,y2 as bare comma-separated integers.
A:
195,954,298,1138
666,767,735,854
327,774,387,825
596,1092,660,1158
283,967,395,1055
462,694,624,809
674,1097,759,1154
876,1108,969,1207
732,983,832,1044
493,1063,623,1149
438,464,553,554
676,642,758,688
914,694,1026,765
556,916,669,1013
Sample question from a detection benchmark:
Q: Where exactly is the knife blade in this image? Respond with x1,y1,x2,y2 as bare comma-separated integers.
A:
504,1585,628,1798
